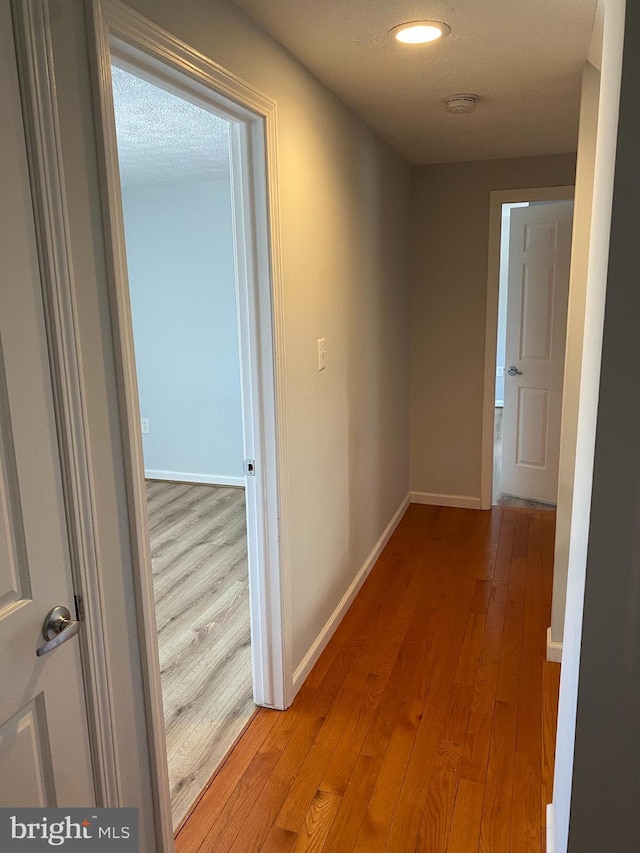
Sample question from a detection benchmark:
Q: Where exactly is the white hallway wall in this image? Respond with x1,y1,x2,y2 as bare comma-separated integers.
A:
549,60,601,660
122,179,245,485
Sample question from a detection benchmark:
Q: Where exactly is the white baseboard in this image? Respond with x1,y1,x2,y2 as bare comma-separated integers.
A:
546,626,563,663
410,491,482,510
292,492,411,694
145,469,245,488
546,804,554,853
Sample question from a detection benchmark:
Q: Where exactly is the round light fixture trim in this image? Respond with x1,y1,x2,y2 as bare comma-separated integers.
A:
390,21,451,44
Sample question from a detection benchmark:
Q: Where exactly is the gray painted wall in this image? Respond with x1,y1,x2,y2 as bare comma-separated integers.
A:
568,1,640,848
121,179,244,483
410,154,576,502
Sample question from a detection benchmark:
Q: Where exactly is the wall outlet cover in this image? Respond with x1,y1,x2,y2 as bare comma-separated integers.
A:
141,418,150,434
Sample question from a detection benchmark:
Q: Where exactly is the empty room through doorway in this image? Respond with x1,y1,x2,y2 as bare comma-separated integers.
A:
111,65,254,828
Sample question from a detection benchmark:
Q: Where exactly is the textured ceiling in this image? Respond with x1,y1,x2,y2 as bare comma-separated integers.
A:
111,65,231,185
232,0,597,164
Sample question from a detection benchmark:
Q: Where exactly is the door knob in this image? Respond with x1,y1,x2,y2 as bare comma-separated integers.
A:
36,605,81,657
507,366,523,376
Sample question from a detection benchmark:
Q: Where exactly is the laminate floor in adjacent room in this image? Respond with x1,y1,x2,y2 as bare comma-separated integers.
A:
176,504,560,853
146,481,255,829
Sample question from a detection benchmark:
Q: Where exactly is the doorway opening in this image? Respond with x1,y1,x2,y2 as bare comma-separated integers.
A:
91,20,290,835
110,64,256,828
491,195,574,510
480,186,574,509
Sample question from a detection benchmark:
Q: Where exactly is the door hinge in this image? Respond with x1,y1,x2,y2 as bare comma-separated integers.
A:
243,458,256,476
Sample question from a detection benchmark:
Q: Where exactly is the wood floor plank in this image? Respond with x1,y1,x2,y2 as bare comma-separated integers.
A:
472,513,516,715
495,554,527,705
351,697,424,852
336,624,431,778
513,511,530,559
511,750,541,852
447,779,485,853
516,515,544,758
314,679,384,798
292,790,341,853
259,825,298,852
274,688,361,833
455,612,487,686
178,506,559,853
417,682,474,852
356,538,475,850
221,675,351,853
319,752,384,853
384,585,479,849
471,578,491,615
478,700,518,853
459,709,493,785
192,686,322,850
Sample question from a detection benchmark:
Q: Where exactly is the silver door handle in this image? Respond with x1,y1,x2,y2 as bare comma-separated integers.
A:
36,606,81,657
507,366,523,376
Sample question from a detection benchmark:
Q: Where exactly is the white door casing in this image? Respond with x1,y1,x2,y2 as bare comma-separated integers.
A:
501,201,574,504
0,0,95,808
88,1,291,846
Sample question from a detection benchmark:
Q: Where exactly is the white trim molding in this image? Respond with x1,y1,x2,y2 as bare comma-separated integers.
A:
546,803,555,853
88,1,291,847
292,494,411,694
10,0,120,806
145,470,246,488
546,626,563,663
411,491,482,510
480,185,575,511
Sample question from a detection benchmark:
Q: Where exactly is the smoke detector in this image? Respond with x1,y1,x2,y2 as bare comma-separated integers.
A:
444,93,480,115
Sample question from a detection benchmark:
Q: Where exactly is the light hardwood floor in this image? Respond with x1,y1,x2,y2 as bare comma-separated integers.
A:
146,481,255,829
176,504,560,852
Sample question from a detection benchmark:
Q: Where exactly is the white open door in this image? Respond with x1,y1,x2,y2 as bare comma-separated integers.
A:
0,1,94,807
501,200,574,504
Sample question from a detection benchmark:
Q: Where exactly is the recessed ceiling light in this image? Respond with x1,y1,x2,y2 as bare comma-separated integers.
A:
390,21,451,45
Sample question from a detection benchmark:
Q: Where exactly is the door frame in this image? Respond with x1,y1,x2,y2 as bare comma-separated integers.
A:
480,185,575,510
10,0,120,807
88,0,292,844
